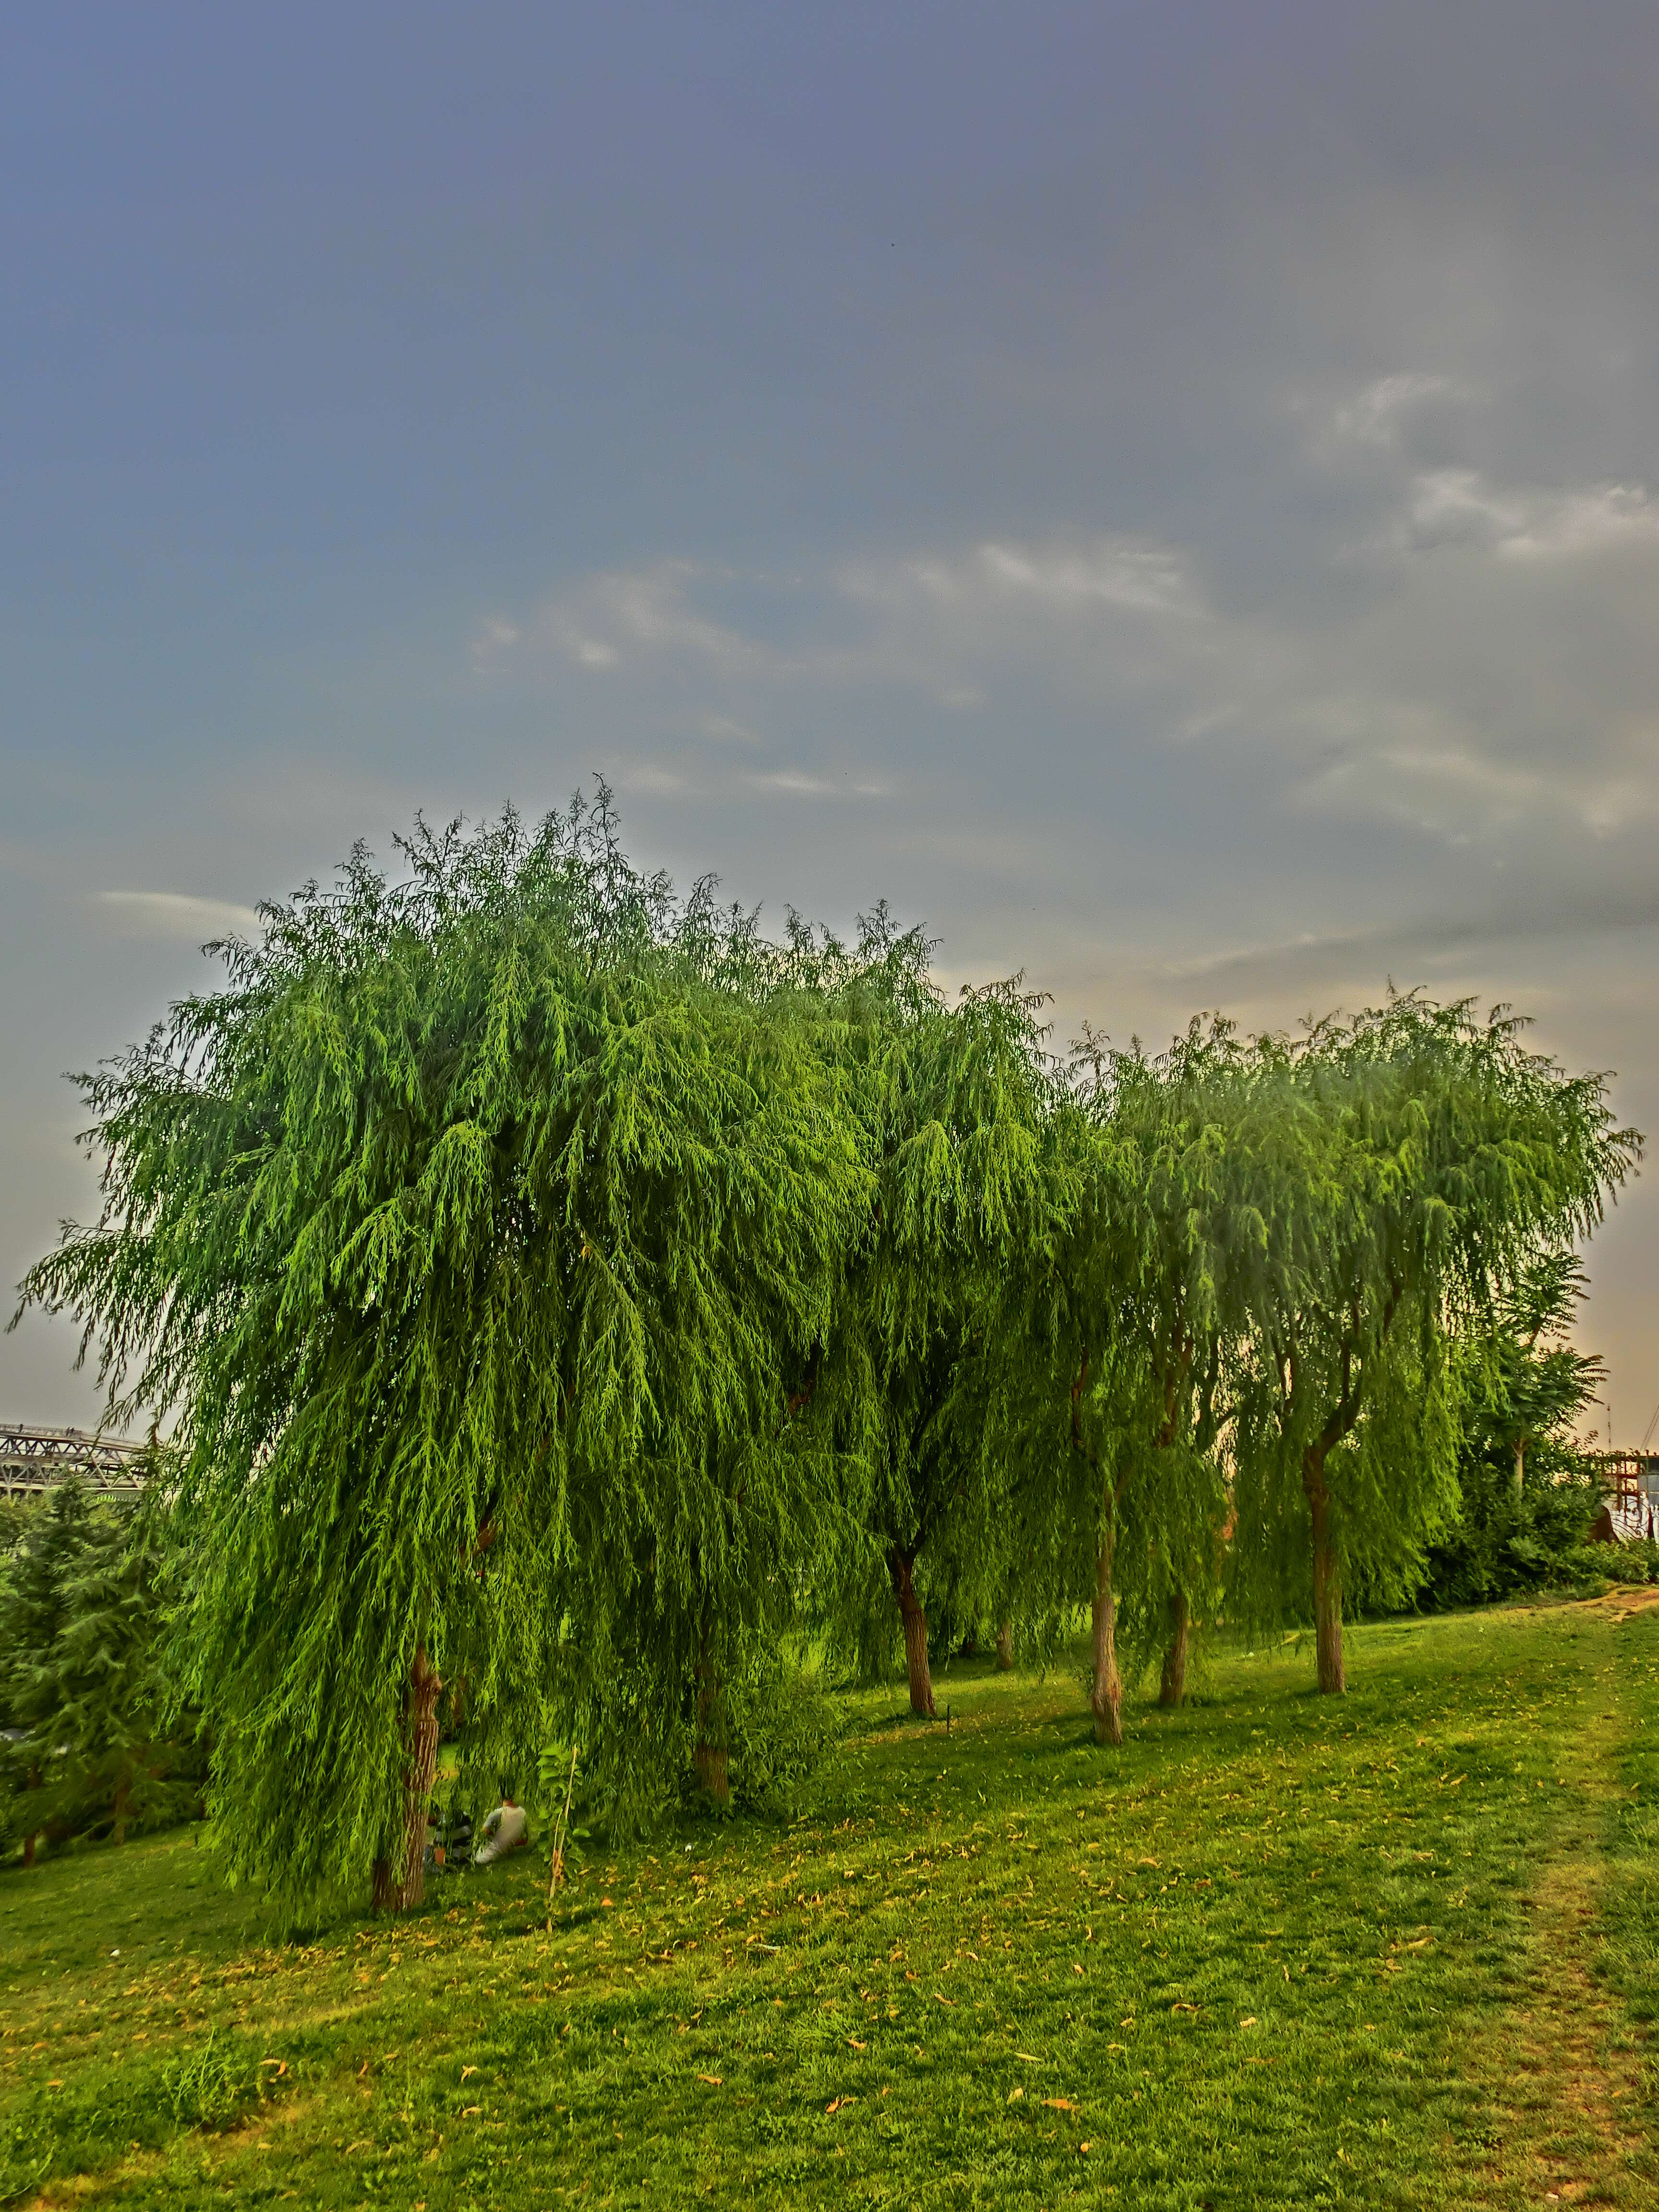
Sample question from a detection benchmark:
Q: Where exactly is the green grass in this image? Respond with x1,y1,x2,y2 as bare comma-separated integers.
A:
2,1597,1656,2209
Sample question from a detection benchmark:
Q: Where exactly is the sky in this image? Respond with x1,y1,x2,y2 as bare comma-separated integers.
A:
3,2,1657,1443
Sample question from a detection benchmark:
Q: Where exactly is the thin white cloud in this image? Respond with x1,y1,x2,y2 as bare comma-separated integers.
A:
1324,372,1475,451
746,770,890,800
96,891,260,940
1500,481,1659,561
470,614,521,672
841,535,1200,623
546,563,760,674
1395,468,1659,561
699,713,763,746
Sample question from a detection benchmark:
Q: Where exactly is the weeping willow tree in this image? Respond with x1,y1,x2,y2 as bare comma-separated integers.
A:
16,794,874,1911
1226,994,1640,1694
772,921,1058,1718
998,1020,1254,1745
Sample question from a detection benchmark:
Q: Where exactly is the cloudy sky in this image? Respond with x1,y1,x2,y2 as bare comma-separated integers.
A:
4,3,1657,1441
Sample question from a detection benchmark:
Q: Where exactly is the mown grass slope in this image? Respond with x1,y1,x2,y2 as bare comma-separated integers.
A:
2,1598,1656,2209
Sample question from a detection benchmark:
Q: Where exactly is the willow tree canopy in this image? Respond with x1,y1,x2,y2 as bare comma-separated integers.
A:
19,798,876,1903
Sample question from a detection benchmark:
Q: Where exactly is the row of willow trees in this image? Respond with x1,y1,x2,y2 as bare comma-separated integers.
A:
15,793,1640,1913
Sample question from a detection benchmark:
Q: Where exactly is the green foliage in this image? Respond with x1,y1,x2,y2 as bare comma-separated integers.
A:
722,1649,837,1816
0,1480,203,1856
161,2030,248,2129
12,785,1645,1905
992,1018,1253,1677
806,962,1060,1691
18,794,876,1899
1225,994,1638,1635
1423,1253,1612,1607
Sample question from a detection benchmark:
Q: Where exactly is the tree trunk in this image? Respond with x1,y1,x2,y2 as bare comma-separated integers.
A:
694,1633,730,1805
1090,1533,1123,1746
371,1855,396,1912
112,1775,131,1848
995,1620,1014,1671
889,1551,935,1718
1306,1462,1345,1695
1514,1438,1526,1496
1158,1590,1190,1707
22,1831,36,1869
388,1643,442,1911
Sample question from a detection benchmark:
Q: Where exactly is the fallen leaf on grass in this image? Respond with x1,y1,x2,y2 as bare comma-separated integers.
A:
1080,2141,1092,2153
847,2037,866,2050
826,2096,858,2115
1043,2097,1075,2112
1171,2002,1200,2015
1008,2087,1025,2102
460,2106,481,2119
933,1992,956,2007
1070,1963,1084,1977
697,2073,723,2086
1016,2052,1042,2063
260,2059,288,2077
1239,2017,1257,2028
461,2066,478,2081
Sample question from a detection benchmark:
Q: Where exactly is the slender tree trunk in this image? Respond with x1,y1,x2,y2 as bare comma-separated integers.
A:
995,1620,1014,1671
22,1763,39,1867
112,1775,131,1848
693,1630,730,1805
387,1644,442,1911
1514,1439,1526,1496
1090,1532,1123,1746
889,1550,936,1718
1158,1590,1190,1707
1305,1456,1345,1695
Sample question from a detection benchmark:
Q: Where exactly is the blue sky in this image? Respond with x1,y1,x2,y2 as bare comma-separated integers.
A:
5,3,1659,1439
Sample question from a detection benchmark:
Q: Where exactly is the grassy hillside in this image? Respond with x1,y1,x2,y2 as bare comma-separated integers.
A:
2,1598,1656,2209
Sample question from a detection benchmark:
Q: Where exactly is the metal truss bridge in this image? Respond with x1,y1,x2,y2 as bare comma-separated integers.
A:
0,1423,150,1500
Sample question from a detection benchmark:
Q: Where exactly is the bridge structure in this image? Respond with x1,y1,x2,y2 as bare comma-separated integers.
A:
0,1423,151,1501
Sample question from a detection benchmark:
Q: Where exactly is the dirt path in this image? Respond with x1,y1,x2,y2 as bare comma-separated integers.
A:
1466,1602,1655,2207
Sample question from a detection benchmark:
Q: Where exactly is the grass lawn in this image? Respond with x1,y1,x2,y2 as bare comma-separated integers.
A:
2,1595,1656,2210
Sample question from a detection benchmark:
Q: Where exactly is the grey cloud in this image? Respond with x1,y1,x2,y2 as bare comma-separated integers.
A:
9,2,1659,1430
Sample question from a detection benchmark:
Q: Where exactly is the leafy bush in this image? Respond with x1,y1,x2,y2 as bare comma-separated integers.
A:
1420,1254,1620,1610
725,1651,836,1815
1423,1455,1609,1607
